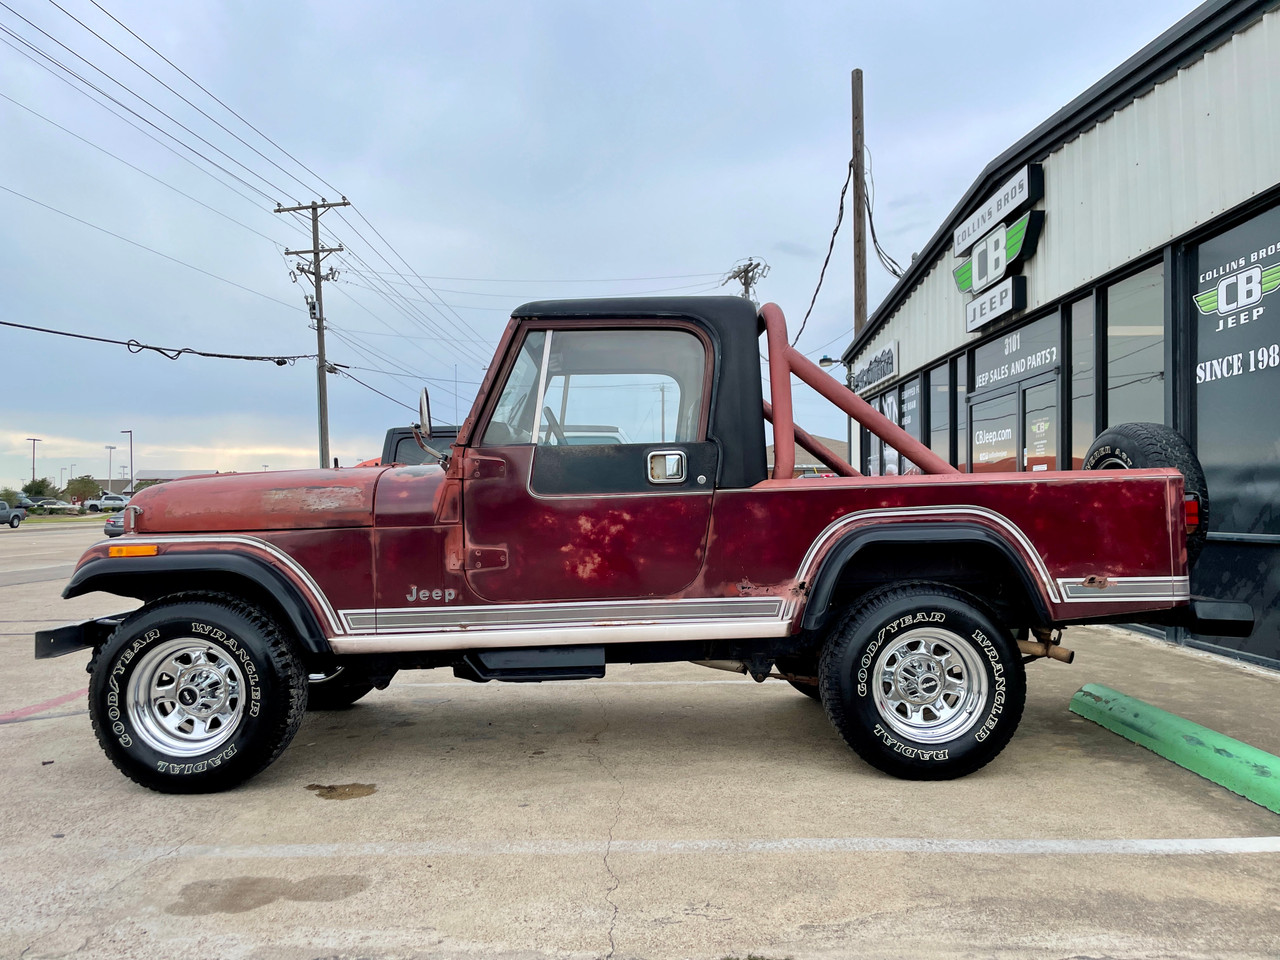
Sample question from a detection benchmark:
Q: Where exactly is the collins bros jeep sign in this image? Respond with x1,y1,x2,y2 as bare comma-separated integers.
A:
952,165,1044,333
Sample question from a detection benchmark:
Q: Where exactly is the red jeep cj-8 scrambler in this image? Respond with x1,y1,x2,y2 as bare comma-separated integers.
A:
38,298,1252,792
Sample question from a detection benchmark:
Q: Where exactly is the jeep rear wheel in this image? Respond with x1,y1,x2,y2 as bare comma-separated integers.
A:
819,583,1026,780
88,594,307,793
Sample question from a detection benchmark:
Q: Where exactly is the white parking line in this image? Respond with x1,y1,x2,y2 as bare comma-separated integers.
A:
115,836,1280,860
397,680,759,687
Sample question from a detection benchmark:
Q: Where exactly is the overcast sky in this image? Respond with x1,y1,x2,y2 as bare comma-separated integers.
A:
0,0,1202,489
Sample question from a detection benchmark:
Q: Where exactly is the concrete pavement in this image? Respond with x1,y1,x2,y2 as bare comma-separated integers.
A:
2,523,1279,959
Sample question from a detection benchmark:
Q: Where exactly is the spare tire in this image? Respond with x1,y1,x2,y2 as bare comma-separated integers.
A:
1083,422,1207,565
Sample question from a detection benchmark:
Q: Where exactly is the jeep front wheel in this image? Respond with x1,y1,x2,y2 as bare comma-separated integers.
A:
819,583,1026,780
88,594,307,793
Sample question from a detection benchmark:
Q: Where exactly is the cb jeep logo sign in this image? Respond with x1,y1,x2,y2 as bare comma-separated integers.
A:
1194,263,1280,318
952,165,1044,332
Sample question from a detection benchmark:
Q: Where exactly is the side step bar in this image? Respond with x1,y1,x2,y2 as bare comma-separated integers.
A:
454,645,606,682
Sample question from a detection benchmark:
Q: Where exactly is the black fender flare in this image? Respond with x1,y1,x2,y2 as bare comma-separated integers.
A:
62,553,332,657
800,522,1053,632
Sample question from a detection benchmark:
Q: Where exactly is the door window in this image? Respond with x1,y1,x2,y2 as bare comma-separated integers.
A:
970,391,1017,473
536,328,706,445
1023,380,1058,472
481,331,547,445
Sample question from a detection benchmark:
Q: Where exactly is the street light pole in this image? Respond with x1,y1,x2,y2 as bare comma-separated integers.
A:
104,445,116,494
25,438,41,483
121,429,133,493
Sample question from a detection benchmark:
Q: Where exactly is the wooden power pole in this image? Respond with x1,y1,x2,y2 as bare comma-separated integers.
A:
851,69,867,338
276,198,350,468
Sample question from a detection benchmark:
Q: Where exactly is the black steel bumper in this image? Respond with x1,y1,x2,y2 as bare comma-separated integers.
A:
34,615,128,660
1150,598,1256,638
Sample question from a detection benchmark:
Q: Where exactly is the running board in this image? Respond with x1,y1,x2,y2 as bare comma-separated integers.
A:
453,645,606,682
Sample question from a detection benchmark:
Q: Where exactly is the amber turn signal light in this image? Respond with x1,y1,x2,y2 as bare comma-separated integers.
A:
108,544,158,558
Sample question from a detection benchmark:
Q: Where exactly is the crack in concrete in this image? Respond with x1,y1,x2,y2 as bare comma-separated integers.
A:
589,689,624,960
17,832,196,959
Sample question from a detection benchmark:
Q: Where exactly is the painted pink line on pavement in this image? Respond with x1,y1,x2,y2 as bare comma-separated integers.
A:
0,687,88,724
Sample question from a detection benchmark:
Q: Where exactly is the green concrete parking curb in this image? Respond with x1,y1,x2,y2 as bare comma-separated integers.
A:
1069,683,1280,815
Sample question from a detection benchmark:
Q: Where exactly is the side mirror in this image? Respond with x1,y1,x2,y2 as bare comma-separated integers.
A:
413,387,449,466
418,388,432,434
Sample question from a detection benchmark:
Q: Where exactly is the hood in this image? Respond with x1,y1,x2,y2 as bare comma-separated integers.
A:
131,467,389,534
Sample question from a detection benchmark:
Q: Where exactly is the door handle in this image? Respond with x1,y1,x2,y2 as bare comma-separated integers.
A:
648,450,686,484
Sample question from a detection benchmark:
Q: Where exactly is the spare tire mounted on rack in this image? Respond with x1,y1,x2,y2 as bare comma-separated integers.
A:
1083,421,1208,564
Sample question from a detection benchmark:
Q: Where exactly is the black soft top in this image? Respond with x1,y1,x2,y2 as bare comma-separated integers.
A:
511,297,768,488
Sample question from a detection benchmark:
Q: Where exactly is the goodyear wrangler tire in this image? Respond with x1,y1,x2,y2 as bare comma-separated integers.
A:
87,595,307,793
1084,422,1208,565
819,583,1026,780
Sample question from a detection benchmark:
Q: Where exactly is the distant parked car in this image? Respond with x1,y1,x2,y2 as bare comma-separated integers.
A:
86,494,128,513
103,513,125,537
0,500,25,529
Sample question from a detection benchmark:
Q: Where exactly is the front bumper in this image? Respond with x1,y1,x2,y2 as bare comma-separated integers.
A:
34,615,129,659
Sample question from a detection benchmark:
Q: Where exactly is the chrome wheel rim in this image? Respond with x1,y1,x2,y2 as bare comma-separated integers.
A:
872,627,988,743
1092,454,1129,469
127,639,245,756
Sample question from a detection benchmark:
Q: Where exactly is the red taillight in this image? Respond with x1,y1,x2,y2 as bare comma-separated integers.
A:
1184,494,1200,532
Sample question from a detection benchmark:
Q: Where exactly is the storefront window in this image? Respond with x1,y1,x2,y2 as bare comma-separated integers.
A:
900,378,921,474
971,391,1017,473
1106,264,1165,425
1193,204,1280,535
866,397,882,477
881,390,900,476
1070,295,1096,468
956,360,968,471
972,314,1059,394
929,363,950,460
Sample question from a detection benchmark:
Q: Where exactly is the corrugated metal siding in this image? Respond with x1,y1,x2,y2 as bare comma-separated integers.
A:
856,8,1280,382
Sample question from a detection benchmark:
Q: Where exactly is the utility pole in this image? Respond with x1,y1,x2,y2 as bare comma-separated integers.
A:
25,437,40,483
722,258,770,302
121,429,133,493
275,197,350,468
851,69,868,337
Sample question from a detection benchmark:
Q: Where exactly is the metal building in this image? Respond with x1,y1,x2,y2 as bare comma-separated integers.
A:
842,0,1280,666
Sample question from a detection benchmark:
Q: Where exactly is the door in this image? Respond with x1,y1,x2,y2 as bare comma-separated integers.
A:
462,325,718,603
968,373,1059,472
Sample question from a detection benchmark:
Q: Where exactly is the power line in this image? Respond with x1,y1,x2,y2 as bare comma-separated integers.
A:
793,159,854,347
337,271,728,298
865,146,903,279
49,0,318,201
0,182,304,311
336,369,417,414
87,0,342,198
0,10,281,203
341,206,489,358
340,269,726,284
0,32,301,229
0,90,288,247
0,318,312,364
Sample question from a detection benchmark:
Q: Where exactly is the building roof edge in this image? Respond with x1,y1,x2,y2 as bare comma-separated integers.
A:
843,0,1278,363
